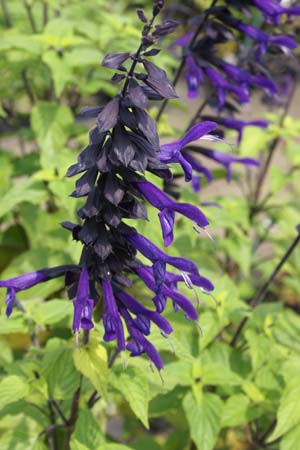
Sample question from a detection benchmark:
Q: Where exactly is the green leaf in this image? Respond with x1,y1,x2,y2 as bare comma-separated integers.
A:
183,392,223,450
221,394,250,427
0,313,29,334
203,363,242,386
73,341,108,399
280,425,300,450
268,382,300,442
31,101,73,169
31,300,72,326
43,345,80,400
42,50,73,97
70,408,105,450
110,366,150,428
0,375,29,410
0,179,48,219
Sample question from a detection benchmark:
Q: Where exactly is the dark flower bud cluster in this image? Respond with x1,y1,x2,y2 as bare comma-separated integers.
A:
0,3,217,371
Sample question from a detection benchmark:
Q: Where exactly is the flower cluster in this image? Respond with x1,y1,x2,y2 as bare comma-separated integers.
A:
175,0,299,123
0,1,217,371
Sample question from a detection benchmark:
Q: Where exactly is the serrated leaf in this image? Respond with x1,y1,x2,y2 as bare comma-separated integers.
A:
42,51,73,97
73,342,108,399
31,101,73,170
183,392,223,450
110,366,149,428
0,375,29,410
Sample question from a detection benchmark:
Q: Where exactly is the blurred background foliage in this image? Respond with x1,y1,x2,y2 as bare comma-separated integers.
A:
1,1,300,450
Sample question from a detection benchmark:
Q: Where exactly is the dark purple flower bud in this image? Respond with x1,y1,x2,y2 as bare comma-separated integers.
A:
5,288,16,318
102,53,130,69
137,9,148,23
143,60,178,99
97,97,120,132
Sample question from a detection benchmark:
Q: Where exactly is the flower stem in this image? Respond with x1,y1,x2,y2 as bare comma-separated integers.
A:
155,0,219,121
230,225,300,347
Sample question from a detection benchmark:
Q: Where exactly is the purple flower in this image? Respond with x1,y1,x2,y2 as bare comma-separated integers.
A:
219,62,277,94
209,116,269,144
134,181,209,246
185,55,204,98
251,0,300,22
102,279,126,351
120,307,163,371
135,266,199,320
203,66,249,109
0,265,77,317
159,121,218,181
116,290,173,335
127,232,199,273
72,268,94,334
197,148,260,181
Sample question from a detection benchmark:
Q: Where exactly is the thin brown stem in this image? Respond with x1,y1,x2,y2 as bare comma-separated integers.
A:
1,0,12,27
230,225,300,347
21,69,35,105
184,96,210,132
50,398,69,425
155,0,219,121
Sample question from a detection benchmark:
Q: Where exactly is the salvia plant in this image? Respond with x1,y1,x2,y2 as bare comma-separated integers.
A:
0,0,221,372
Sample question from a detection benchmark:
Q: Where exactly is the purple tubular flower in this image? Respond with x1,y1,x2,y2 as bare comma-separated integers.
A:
217,117,268,144
135,266,198,320
164,271,214,292
198,148,260,181
102,279,126,351
203,66,249,109
159,121,218,181
251,0,300,21
0,265,78,317
185,55,204,98
134,180,209,246
116,290,173,334
121,307,163,371
184,152,213,182
72,268,94,333
219,62,277,94
126,232,200,276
